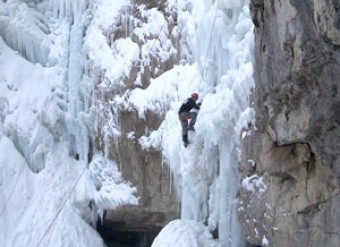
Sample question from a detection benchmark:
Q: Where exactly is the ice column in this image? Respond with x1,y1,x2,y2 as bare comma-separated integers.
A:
67,16,85,160
55,0,90,162
219,138,245,247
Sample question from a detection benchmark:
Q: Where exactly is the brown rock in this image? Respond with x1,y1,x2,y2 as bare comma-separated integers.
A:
239,1,340,246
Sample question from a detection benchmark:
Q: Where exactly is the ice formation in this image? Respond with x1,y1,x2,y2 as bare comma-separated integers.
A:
0,0,254,246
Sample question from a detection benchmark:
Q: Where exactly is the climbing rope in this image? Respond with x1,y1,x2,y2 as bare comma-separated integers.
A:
0,162,26,218
201,0,221,88
36,165,88,247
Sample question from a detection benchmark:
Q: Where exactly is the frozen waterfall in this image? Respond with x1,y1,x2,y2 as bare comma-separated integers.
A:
132,0,255,246
146,0,254,247
0,0,255,246
179,1,254,246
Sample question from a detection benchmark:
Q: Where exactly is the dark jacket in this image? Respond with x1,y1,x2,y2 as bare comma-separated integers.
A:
179,97,200,114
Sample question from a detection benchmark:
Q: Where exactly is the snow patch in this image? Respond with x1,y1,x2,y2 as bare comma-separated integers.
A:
151,220,219,247
241,174,267,193
88,153,139,211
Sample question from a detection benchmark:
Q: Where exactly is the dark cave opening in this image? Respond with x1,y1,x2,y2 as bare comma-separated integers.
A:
96,220,160,247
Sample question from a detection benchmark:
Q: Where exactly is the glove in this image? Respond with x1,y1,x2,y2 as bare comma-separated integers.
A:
197,102,202,106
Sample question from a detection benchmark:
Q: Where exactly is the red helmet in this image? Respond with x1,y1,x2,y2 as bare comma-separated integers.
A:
191,93,199,100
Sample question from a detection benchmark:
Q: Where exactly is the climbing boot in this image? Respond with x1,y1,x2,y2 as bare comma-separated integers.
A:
183,135,188,147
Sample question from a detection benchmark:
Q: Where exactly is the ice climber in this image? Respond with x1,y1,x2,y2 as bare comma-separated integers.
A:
178,93,201,147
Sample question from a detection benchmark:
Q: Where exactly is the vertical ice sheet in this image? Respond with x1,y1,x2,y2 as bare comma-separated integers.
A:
49,0,89,19
218,139,245,246
66,13,87,161
64,2,92,162
171,0,253,246
0,0,142,246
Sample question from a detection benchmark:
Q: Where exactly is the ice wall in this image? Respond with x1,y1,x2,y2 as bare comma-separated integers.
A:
49,0,89,19
0,0,255,246
182,2,252,246
64,1,91,162
0,1,139,246
184,1,254,245
0,0,52,65
134,0,255,246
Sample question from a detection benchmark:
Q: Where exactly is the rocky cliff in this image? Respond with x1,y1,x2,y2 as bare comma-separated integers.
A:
239,0,340,246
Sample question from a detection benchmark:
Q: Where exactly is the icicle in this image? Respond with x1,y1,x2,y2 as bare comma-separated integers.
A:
0,1,52,66
49,0,88,20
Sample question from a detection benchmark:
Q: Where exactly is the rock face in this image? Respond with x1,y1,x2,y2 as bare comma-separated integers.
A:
101,109,178,233
239,0,340,246
85,2,179,243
